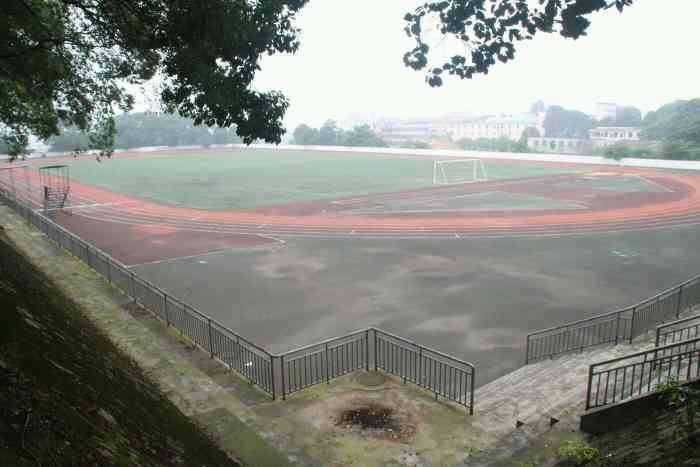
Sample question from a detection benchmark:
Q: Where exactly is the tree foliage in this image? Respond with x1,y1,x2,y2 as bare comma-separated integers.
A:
1,0,308,152
643,99,700,145
456,135,529,153
598,106,642,127
292,121,387,148
403,0,634,86
543,105,596,138
48,112,242,152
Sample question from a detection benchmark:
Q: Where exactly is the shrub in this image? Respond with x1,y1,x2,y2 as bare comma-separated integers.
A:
558,439,600,466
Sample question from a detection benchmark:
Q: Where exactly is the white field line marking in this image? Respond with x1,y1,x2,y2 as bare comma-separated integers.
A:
127,238,286,268
634,174,674,193
37,201,133,213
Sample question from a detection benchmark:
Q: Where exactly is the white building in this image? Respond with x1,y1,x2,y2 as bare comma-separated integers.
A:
448,113,544,141
588,126,641,147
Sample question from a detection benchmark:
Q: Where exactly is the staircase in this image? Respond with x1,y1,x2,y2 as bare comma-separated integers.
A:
464,340,654,466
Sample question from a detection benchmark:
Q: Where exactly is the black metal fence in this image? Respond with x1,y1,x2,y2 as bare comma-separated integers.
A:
0,192,476,412
374,329,475,414
280,330,369,398
526,275,700,364
656,314,700,347
586,336,700,410
278,328,475,413
0,193,277,398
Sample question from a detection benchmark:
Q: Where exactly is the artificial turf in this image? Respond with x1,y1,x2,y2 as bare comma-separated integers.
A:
58,149,578,210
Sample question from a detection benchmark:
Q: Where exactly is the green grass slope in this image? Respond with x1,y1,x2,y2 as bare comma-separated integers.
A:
0,232,239,467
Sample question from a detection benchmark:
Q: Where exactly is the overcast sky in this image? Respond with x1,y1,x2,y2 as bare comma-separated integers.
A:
252,1,700,130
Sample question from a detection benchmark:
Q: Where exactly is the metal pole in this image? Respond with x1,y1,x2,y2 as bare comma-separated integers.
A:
163,293,170,326
676,285,685,319
629,307,636,344
325,343,330,384
585,365,595,410
525,335,530,365
281,355,286,400
208,319,214,358
365,330,370,371
469,368,475,416
270,357,276,401
374,331,378,371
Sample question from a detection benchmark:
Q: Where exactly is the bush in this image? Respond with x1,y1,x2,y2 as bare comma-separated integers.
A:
558,439,600,466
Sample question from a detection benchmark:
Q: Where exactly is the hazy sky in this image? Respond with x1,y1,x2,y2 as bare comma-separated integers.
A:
253,1,700,130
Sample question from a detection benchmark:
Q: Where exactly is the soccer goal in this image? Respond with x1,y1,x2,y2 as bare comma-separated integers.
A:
433,159,488,185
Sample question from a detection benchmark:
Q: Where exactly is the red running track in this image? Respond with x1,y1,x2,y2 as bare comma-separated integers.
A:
7,158,700,239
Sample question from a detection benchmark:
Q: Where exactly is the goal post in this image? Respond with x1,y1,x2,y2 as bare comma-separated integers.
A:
433,159,488,185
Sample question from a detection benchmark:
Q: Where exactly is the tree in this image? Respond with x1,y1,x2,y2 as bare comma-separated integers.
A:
1,0,308,154
543,106,596,138
643,99,700,145
318,120,342,146
292,124,320,145
403,0,635,87
341,125,388,148
615,106,643,126
530,101,547,115
599,106,642,127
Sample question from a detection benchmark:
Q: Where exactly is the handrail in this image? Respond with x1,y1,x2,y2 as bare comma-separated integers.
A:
586,336,700,410
655,313,700,347
373,328,476,369
527,279,698,339
526,272,700,363
656,313,700,335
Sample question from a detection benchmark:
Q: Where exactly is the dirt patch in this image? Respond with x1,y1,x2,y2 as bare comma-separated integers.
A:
295,388,418,442
337,405,399,431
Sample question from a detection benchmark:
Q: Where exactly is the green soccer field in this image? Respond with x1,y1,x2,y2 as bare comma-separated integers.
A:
58,149,578,209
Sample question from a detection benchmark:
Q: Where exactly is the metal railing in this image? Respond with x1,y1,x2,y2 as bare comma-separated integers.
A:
280,329,369,398
656,314,700,347
374,329,475,414
0,193,277,398
586,336,700,410
526,274,700,363
278,328,475,413
0,191,476,412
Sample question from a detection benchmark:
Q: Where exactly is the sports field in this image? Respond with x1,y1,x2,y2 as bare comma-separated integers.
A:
57,149,578,209
8,147,700,386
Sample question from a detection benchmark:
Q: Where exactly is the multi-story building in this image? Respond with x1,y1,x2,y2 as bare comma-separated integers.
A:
374,112,544,146
448,113,544,141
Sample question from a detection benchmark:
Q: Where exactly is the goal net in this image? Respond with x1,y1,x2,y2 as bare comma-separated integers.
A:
433,159,488,185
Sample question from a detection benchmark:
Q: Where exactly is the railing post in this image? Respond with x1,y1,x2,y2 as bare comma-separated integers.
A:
585,364,595,411
325,343,330,384
676,285,685,319
470,367,475,416
163,293,170,326
525,335,530,364
281,355,286,400
614,313,621,345
365,329,369,371
270,356,276,401
208,319,214,358
418,347,423,386
130,271,136,302
655,327,661,347
374,330,378,371
629,307,636,344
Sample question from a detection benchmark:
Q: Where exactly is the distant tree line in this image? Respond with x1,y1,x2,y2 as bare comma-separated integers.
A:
292,120,387,148
47,113,243,153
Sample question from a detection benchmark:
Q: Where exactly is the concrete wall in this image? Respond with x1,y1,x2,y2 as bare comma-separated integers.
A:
241,144,700,172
